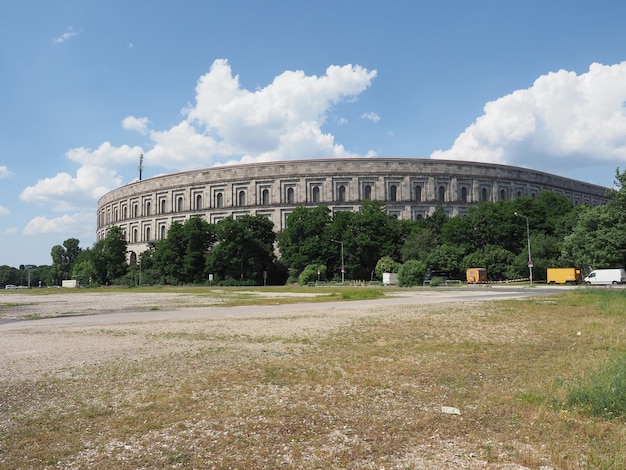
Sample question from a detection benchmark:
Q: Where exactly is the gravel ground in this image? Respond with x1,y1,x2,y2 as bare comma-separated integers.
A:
0,289,557,469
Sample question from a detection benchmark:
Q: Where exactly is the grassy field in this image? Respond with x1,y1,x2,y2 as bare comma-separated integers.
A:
1,288,625,468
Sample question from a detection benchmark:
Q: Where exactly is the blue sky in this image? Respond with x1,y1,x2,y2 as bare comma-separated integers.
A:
2,0,626,268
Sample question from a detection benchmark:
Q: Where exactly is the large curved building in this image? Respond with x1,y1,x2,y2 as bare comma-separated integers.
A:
97,158,608,261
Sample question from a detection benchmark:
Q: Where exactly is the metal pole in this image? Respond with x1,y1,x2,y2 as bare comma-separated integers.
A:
525,216,533,286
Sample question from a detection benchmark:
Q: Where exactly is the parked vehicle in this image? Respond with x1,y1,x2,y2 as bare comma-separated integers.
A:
547,268,582,284
423,270,449,285
583,268,626,285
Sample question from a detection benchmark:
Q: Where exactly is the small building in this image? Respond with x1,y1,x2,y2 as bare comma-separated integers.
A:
466,268,487,284
61,279,79,288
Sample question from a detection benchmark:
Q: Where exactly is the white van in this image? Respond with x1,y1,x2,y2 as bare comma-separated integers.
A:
583,269,626,285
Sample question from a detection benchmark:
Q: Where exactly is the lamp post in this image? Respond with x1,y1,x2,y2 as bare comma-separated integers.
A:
514,212,533,286
331,239,345,284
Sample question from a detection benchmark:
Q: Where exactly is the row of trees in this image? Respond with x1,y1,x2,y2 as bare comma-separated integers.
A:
6,169,626,288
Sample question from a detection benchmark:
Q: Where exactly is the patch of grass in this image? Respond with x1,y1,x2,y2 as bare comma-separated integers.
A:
563,351,626,419
339,288,385,301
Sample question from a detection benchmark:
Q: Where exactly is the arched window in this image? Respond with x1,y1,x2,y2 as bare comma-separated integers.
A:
132,203,138,218
312,186,320,203
364,185,372,200
415,185,422,202
196,194,202,210
114,209,118,222
286,187,294,204
216,193,223,208
160,225,166,240
461,187,468,203
133,228,138,243
517,191,522,198
160,199,166,214
145,226,151,242
438,186,446,202
239,190,246,206
123,207,128,220
481,188,488,201
389,185,397,202
177,197,183,212
262,189,270,205
145,201,151,216
337,185,346,202
129,252,137,266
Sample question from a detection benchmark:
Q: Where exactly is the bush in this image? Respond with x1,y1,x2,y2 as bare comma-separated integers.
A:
298,264,326,285
398,260,427,287
564,352,626,419
375,256,401,280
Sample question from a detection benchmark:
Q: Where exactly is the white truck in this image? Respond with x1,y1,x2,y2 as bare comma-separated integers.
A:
583,268,626,285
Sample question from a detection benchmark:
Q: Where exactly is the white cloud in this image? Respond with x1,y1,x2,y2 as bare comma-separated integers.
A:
3,227,18,234
122,116,148,134
361,112,381,123
54,27,80,44
166,59,378,167
66,141,142,166
23,213,94,236
431,62,626,173
0,205,9,216
0,166,13,178
20,165,123,212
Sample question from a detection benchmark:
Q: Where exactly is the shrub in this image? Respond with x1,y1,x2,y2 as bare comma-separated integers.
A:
398,260,427,287
298,264,326,285
375,256,401,279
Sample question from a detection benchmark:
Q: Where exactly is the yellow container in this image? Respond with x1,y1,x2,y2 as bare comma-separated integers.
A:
466,268,487,283
547,268,581,284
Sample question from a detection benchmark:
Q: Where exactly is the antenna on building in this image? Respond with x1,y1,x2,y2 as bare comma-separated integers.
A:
139,154,144,180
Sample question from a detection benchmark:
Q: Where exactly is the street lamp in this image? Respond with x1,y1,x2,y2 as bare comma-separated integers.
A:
331,239,345,284
514,212,533,286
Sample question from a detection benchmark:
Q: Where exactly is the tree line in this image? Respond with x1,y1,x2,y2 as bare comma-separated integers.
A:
3,169,626,288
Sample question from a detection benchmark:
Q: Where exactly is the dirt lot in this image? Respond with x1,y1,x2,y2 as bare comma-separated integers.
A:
0,289,566,469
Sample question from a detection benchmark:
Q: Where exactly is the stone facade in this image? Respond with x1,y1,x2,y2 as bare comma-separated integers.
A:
96,158,608,261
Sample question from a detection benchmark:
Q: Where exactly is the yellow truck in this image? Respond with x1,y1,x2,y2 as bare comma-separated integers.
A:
547,268,582,284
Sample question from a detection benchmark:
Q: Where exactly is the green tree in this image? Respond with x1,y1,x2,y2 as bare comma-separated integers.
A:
0,265,18,287
400,226,438,262
328,200,404,280
150,217,216,284
561,204,626,269
181,216,216,283
91,226,128,284
277,206,332,274
462,245,517,281
207,215,276,285
50,238,82,284
425,243,467,279
50,245,66,285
